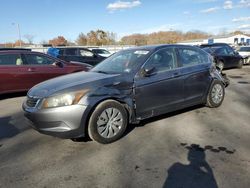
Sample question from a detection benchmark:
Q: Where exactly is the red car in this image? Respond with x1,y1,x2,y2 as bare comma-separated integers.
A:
0,50,91,95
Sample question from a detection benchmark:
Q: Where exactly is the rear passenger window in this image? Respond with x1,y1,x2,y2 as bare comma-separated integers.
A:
24,54,55,65
178,48,209,67
64,49,77,56
0,54,23,65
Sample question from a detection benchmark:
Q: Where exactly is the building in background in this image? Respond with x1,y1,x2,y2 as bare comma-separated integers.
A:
179,34,250,46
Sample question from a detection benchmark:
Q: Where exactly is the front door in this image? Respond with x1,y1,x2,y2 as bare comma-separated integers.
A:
22,53,67,88
134,47,184,119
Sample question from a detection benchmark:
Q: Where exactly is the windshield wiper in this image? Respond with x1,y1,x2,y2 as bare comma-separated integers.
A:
93,70,109,74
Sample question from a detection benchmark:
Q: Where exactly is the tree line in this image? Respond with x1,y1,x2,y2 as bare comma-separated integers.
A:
2,30,248,47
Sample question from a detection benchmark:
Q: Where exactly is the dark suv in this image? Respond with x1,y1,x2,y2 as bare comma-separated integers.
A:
47,47,106,66
0,50,90,95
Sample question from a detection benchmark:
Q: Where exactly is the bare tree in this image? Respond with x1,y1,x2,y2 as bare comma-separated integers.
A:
23,34,35,44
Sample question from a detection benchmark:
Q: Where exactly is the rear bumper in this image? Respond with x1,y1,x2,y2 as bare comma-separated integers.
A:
23,103,88,139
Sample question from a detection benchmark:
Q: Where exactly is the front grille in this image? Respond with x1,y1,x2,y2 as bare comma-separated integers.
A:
26,97,40,108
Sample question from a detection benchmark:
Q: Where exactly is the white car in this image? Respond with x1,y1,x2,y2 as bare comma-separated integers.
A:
90,48,112,58
238,46,250,64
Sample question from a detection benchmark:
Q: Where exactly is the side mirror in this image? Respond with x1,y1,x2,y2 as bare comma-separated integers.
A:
142,67,156,77
54,61,64,68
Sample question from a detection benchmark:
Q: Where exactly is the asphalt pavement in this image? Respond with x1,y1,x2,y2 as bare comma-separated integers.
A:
0,66,250,188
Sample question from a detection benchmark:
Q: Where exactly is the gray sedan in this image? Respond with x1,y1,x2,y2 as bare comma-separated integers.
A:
23,44,228,144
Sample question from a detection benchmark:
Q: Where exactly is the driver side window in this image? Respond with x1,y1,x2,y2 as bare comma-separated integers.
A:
144,48,176,73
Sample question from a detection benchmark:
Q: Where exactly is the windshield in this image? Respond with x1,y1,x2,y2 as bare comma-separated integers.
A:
91,49,150,74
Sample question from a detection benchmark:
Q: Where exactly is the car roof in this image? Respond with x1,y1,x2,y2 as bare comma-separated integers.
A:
0,50,41,54
0,48,31,51
125,44,198,52
200,43,230,47
55,47,89,50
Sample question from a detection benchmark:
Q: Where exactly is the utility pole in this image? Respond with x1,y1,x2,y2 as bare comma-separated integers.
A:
12,23,22,47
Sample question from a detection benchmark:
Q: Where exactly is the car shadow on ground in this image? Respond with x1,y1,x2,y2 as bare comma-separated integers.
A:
0,92,27,100
0,116,21,140
0,112,30,141
122,104,204,139
163,144,219,188
72,105,205,143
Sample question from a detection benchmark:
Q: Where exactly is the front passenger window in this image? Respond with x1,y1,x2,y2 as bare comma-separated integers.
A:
144,48,176,73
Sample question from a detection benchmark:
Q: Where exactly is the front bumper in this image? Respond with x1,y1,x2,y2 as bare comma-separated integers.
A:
23,102,88,139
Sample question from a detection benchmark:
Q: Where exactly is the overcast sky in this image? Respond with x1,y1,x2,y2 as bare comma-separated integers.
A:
0,0,249,43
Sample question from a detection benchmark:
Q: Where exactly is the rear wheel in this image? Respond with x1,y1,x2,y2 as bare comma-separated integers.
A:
206,80,225,108
88,100,128,144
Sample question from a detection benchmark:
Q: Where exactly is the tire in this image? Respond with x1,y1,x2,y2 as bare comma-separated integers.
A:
237,59,243,69
88,100,128,144
206,80,225,108
216,61,224,72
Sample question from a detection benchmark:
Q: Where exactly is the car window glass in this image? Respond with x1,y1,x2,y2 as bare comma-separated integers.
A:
225,46,235,55
80,50,94,57
144,48,176,73
64,48,77,56
215,47,228,55
91,49,150,74
24,54,55,65
0,54,23,65
178,47,208,67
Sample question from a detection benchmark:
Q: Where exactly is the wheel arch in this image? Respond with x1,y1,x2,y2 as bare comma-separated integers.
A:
83,97,134,138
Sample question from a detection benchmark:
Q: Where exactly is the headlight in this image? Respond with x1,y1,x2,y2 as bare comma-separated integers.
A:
42,89,89,108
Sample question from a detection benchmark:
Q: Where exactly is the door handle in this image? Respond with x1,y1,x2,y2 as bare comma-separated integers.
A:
172,72,180,77
28,68,35,72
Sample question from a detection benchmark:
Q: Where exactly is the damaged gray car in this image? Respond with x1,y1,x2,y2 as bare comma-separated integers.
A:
23,45,228,144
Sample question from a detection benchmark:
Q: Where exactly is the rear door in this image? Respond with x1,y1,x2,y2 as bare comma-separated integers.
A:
134,47,184,119
0,53,30,94
177,47,211,106
22,53,68,87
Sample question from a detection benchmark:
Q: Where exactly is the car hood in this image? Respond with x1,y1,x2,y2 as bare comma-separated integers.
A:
28,71,128,98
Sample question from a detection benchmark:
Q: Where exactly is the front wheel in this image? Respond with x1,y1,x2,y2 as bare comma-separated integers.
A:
206,80,225,108
88,100,128,144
